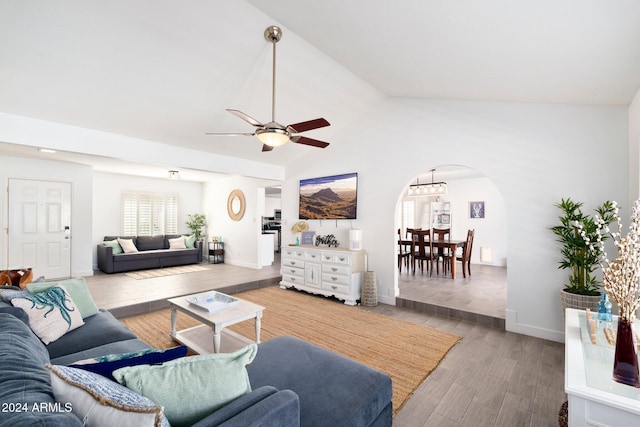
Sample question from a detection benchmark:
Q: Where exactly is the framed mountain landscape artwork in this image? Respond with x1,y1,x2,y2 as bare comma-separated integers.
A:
299,173,358,220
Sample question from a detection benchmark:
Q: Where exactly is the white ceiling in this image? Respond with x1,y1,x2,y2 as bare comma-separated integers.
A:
1,1,639,174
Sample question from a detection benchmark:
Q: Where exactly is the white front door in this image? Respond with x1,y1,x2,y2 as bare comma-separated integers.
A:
8,179,71,280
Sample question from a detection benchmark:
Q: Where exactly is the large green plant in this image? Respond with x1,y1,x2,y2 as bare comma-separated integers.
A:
551,198,616,295
185,213,207,241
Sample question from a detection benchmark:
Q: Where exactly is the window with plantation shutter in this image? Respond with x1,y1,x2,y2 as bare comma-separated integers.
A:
402,200,415,234
122,192,178,236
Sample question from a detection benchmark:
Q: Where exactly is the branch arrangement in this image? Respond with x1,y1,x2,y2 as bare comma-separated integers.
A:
578,201,640,321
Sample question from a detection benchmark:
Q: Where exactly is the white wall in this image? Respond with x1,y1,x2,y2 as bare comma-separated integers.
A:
202,175,270,269
630,88,640,201
92,171,204,268
404,175,506,266
283,98,628,342
264,196,281,217
0,155,93,277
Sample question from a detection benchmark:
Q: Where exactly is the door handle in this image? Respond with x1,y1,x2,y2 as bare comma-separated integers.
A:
64,225,70,239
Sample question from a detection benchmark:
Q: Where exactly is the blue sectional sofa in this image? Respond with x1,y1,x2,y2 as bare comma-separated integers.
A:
0,292,392,426
97,235,203,274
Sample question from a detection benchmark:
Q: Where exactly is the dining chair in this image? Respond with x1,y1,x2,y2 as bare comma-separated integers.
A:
432,228,451,275
397,228,412,273
455,229,475,278
411,229,432,275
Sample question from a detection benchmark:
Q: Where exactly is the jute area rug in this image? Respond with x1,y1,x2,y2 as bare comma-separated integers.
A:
121,286,461,414
124,265,207,280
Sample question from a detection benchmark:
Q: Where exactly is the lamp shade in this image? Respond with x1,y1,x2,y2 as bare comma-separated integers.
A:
256,130,289,147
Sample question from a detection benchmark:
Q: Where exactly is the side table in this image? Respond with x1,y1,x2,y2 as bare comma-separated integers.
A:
208,241,224,264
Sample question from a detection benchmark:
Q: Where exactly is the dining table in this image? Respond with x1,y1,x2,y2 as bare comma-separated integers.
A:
400,238,466,279
430,239,466,279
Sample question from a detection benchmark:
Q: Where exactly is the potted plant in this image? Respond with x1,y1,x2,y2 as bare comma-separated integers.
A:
551,198,616,316
185,213,207,241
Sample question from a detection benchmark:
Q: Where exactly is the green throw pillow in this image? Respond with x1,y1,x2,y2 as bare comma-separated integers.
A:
103,239,124,254
185,234,196,248
113,344,257,427
27,277,100,319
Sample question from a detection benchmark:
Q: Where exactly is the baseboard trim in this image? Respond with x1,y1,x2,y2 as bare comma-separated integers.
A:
505,309,564,343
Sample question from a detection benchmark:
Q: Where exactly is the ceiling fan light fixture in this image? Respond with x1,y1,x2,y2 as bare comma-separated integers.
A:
256,129,289,147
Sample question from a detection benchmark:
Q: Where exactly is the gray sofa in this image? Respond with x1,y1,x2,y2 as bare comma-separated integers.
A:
97,235,203,273
0,301,392,426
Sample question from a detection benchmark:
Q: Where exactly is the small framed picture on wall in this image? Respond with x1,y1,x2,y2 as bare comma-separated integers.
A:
469,201,485,219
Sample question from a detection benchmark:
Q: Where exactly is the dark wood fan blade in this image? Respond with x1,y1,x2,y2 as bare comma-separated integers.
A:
262,144,274,152
291,135,330,148
205,132,255,136
226,109,264,127
287,118,330,133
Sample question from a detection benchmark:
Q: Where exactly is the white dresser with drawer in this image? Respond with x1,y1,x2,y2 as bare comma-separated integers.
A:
280,245,366,306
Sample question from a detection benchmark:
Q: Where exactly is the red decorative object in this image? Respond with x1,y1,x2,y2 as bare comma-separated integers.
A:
613,317,640,387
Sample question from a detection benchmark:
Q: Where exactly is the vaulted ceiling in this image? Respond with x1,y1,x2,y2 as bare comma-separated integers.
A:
1,1,639,173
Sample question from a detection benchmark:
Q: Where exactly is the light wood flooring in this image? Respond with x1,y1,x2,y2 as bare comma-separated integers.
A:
85,259,564,427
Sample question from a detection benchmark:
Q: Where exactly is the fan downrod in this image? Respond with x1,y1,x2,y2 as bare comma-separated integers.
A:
264,26,282,43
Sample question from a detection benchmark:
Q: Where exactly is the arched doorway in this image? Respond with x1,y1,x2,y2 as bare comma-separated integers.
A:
394,165,508,326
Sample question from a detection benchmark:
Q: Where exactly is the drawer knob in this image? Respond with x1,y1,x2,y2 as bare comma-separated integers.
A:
290,269,296,273
331,267,338,272
331,277,338,281
291,277,296,281
331,285,337,290
291,261,296,265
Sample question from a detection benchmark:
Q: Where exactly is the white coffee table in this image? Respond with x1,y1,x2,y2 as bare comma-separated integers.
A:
168,291,264,354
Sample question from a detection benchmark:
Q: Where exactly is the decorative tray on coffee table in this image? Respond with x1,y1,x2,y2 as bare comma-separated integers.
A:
186,292,239,313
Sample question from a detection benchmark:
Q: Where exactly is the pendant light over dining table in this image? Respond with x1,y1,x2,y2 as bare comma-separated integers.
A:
406,169,447,196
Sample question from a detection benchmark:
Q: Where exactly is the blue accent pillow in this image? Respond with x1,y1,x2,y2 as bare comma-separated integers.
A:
69,346,188,381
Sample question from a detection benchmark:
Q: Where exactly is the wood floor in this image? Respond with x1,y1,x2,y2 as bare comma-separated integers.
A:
85,259,565,427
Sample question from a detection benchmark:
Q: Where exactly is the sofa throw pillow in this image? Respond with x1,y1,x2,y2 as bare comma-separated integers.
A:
118,238,138,253
27,277,100,319
185,234,196,248
11,285,84,344
103,239,124,254
46,364,169,427
168,236,186,249
70,346,188,382
113,344,257,427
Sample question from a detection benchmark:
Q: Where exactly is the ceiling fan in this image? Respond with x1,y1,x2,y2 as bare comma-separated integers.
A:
206,26,331,152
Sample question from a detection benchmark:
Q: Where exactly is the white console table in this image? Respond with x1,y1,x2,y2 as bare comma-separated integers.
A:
565,308,640,426
280,245,365,306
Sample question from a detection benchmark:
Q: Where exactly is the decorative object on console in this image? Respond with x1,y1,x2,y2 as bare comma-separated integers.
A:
315,234,340,248
290,221,308,233
349,229,363,250
299,173,357,220
185,213,207,241
301,231,315,245
580,199,640,387
205,26,331,152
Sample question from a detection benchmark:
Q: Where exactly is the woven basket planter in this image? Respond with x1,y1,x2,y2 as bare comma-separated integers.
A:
560,289,601,320
361,271,378,306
